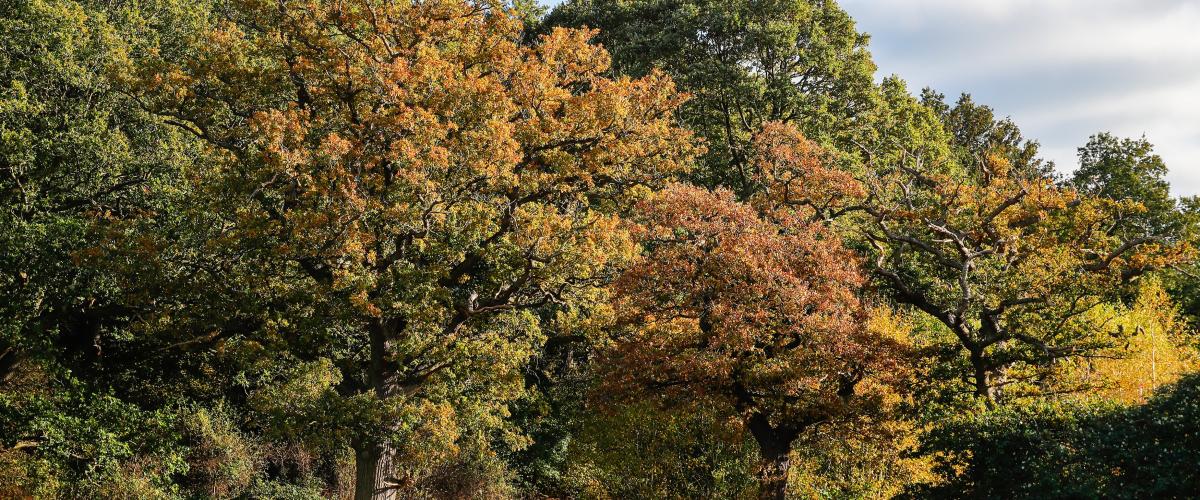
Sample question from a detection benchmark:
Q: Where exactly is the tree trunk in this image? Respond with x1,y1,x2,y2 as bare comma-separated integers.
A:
354,441,400,500
757,447,791,500
353,317,405,500
969,348,996,404
0,347,22,384
747,412,797,500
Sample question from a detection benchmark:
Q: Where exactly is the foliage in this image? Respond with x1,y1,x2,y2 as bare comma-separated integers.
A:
1071,132,1183,239
784,306,934,499
788,393,930,500
111,0,698,495
1069,132,1200,326
0,0,201,496
856,89,1192,400
0,0,195,387
913,373,1200,499
563,401,759,499
1054,278,1199,402
599,178,904,497
0,385,187,498
919,90,1053,181
546,0,878,192
1,0,1198,498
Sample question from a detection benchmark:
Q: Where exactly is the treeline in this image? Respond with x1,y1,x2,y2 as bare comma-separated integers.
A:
1,0,1198,498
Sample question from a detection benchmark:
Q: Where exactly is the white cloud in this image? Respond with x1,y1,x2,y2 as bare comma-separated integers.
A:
841,0,1200,196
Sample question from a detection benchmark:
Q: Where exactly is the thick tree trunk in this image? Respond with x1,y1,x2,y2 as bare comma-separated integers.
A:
747,412,798,500
353,441,400,500
353,317,406,500
757,447,791,500
969,348,996,404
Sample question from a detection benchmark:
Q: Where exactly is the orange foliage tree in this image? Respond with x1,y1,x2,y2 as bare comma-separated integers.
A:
120,1,696,497
602,180,901,499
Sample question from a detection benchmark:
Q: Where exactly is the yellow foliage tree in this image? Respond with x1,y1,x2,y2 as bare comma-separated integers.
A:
1059,279,1199,402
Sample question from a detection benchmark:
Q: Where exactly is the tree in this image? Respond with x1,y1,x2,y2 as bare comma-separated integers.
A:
0,1,209,494
920,90,1053,180
601,181,900,499
119,1,697,497
1071,132,1182,238
0,0,192,388
858,109,1191,401
545,0,878,193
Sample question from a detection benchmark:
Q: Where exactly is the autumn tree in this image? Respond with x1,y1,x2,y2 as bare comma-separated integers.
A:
855,94,1192,401
119,1,696,498
1058,278,1199,403
602,180,900,499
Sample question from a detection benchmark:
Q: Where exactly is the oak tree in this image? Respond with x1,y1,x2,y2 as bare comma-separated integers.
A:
120,1,697,497
859,126,1191,402
602,182,899,499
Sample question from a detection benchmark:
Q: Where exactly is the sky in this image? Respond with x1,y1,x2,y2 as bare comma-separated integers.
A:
839,0,1200,196
539,0,1200,196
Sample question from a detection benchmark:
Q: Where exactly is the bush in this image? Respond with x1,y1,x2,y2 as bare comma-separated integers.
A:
911,374,1200,498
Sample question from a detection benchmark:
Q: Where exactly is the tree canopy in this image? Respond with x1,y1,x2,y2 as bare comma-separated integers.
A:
545,0,878,193
2,0,1198,498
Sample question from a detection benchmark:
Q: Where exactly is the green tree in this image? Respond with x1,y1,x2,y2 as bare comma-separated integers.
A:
0,1,207,494
920,90,1053,180
545,0,878,193
0,0,192,389
1071,132,1182,238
